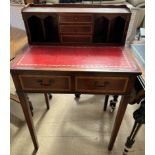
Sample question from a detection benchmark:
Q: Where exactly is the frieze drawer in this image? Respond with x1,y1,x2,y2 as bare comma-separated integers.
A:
75,76,129,93
59,14,93,23
19,75,71,91
60,25,93,34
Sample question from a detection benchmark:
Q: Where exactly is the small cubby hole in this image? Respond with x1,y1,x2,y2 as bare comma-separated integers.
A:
109,16,126,43
27,16,44,42
44,16,59,42
93,16,109,43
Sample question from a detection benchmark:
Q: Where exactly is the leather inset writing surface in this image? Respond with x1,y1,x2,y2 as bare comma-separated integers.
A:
12,46,136,70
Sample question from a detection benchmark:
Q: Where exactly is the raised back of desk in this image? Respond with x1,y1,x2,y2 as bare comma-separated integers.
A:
22,4,131,46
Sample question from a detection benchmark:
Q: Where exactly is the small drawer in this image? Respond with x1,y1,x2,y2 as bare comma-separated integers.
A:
75,76,129,93
61,35,92,43
19,75,71,91
60,25,93,34
59,14,93,23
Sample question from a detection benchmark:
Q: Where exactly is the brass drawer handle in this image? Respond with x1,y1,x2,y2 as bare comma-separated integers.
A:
94,81,110,88
37,79,54,87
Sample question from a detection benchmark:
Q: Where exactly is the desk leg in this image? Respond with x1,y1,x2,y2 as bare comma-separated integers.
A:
108,95,130,151
17,91,39,150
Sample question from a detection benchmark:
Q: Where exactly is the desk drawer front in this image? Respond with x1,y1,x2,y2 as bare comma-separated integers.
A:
19,75,71,91
59,14,93,23
75,76,128,93
61,35,92,43
60,25,93,34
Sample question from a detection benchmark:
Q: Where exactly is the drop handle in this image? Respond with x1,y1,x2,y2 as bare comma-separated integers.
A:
94,81,110,88
37,79,54,86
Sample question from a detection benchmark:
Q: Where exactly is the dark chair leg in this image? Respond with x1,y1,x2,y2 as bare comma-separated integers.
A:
48,93,52,100
75,93,81,99
123,99,145,155
103,95,109,111
44,93,50,110
29,101,34,116
109,95,118,112
26,96,33,116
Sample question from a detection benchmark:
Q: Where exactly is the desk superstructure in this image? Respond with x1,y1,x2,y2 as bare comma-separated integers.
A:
11,4,141,151
22,4,131,45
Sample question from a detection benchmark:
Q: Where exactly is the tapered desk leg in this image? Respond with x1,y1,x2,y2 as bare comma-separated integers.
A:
17,91,39,150
108,95,130,151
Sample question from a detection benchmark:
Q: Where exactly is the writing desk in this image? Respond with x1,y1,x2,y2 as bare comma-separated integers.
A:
11,46,141,150
11,3,141,151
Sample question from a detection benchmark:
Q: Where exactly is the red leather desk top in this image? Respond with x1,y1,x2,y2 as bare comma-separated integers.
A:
12,46,136,71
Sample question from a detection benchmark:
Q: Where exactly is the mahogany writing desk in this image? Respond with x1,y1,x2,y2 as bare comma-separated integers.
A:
11,4,141,151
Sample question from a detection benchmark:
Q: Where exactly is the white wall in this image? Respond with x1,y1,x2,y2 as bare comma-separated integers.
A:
10,5,25,30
